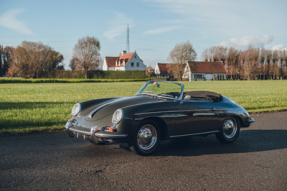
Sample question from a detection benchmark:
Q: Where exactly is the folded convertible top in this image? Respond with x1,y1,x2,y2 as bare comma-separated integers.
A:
183,91,223,102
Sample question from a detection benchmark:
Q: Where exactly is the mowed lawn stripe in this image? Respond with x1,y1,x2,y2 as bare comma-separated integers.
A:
1,81,286,134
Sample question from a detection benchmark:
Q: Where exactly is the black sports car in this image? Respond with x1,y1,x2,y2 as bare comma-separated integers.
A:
65,80,254,155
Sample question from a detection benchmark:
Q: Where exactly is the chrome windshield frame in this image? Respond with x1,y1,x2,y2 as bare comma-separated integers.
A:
135,80,184,100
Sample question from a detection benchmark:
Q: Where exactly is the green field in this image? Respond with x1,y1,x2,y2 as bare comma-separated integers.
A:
1,81,287,135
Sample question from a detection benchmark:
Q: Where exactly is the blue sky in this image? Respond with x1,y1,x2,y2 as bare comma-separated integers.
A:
1,0,286,69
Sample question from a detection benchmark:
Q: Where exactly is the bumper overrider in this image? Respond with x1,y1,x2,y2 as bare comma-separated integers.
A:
65,120,128,144
242,117,255,127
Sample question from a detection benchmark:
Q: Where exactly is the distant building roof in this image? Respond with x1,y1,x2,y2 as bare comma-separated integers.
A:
105,52,135,67
157,63,168,74
157,63,186,74
146,71,154,77
188,61,226,74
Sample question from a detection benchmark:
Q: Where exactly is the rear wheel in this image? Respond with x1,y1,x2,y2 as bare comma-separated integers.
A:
216,117,240,143
130,121,161,156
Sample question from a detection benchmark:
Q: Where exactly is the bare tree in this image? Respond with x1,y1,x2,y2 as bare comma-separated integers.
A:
166,63,185,80
260,48,267,79
279,50,285,79
266,50,272,79
11,41,63,78
284,50,287,79
201,49,209,61
0,45,14,76
240,46,260,80
271,50,279,79
71,36,101,79
168,41,197,81
69,57,79,71
0,45,3,76
226,47,239,79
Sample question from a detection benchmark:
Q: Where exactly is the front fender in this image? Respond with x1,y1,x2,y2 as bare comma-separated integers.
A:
119,100,176,138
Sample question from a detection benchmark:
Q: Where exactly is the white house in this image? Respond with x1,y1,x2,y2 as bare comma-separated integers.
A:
155,63,187,79
154,63,170,78
102,50,146,71
183,61,226,81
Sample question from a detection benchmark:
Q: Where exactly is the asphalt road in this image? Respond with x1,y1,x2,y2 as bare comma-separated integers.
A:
1,112,287,191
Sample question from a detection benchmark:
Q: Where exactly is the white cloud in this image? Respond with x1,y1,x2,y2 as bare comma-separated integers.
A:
0,9,32,35
103,12,134,40
144,0,284,38
143,26,179,35
218,35,274,49
145,0,244,29
270,44,287,51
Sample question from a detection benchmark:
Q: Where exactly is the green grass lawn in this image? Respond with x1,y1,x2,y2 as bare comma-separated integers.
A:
1,81,287,135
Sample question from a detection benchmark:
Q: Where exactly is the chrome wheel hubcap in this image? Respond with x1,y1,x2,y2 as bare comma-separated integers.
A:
137,124,157,151
223,118,237,139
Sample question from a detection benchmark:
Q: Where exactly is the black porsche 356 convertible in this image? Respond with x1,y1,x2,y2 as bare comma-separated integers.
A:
65,80,254,155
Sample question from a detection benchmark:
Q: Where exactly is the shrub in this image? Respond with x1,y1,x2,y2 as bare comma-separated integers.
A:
0,78,153,83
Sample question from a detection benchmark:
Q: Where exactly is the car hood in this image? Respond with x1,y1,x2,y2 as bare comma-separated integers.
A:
79,95,156,121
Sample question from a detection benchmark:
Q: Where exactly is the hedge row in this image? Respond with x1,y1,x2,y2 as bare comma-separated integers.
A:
39,70,148,79
0,78,154,83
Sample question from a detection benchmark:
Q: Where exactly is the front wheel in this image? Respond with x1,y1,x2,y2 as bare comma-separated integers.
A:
216,117,240,143
130,122,161,156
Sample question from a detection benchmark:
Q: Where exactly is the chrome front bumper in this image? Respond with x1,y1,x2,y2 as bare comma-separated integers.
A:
66,125,128,139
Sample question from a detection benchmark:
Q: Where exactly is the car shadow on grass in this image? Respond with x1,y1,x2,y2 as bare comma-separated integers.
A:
119,130,287,157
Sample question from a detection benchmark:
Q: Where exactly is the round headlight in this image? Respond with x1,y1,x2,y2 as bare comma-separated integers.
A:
112,109,123,124
71,103,81,116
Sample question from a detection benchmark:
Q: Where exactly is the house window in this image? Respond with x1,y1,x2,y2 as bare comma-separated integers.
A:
194,74,203,81
137,62,139,67
218,74,225,80
131,62,134,67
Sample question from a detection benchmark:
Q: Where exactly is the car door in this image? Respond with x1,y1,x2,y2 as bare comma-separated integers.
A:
173,99,218,136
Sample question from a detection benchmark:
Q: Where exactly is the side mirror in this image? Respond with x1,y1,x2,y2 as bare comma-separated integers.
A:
184,95,191,101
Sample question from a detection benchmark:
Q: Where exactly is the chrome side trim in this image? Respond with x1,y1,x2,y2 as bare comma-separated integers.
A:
170,130,219,138
135,110,185,115
69,128,91,135
95,132,127,138
135,109,213,116
193,113,215,116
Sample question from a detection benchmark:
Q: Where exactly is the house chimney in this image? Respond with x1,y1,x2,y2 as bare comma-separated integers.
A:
122,50,126,56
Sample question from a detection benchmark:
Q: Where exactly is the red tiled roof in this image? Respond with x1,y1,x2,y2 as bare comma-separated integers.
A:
105,57,118,67
157,63,168,73
157,63,185,73
105,52,135,67
147,71,153,76
188,61,226,74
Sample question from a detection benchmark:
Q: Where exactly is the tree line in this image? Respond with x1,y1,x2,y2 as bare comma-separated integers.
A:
202,46,287,80
0,36,101,79
1,37,287,80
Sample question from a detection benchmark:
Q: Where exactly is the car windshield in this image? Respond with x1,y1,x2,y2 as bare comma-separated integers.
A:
138,81,183,99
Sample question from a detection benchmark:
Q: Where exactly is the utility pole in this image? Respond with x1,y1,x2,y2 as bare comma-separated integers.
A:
126,24,130,53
